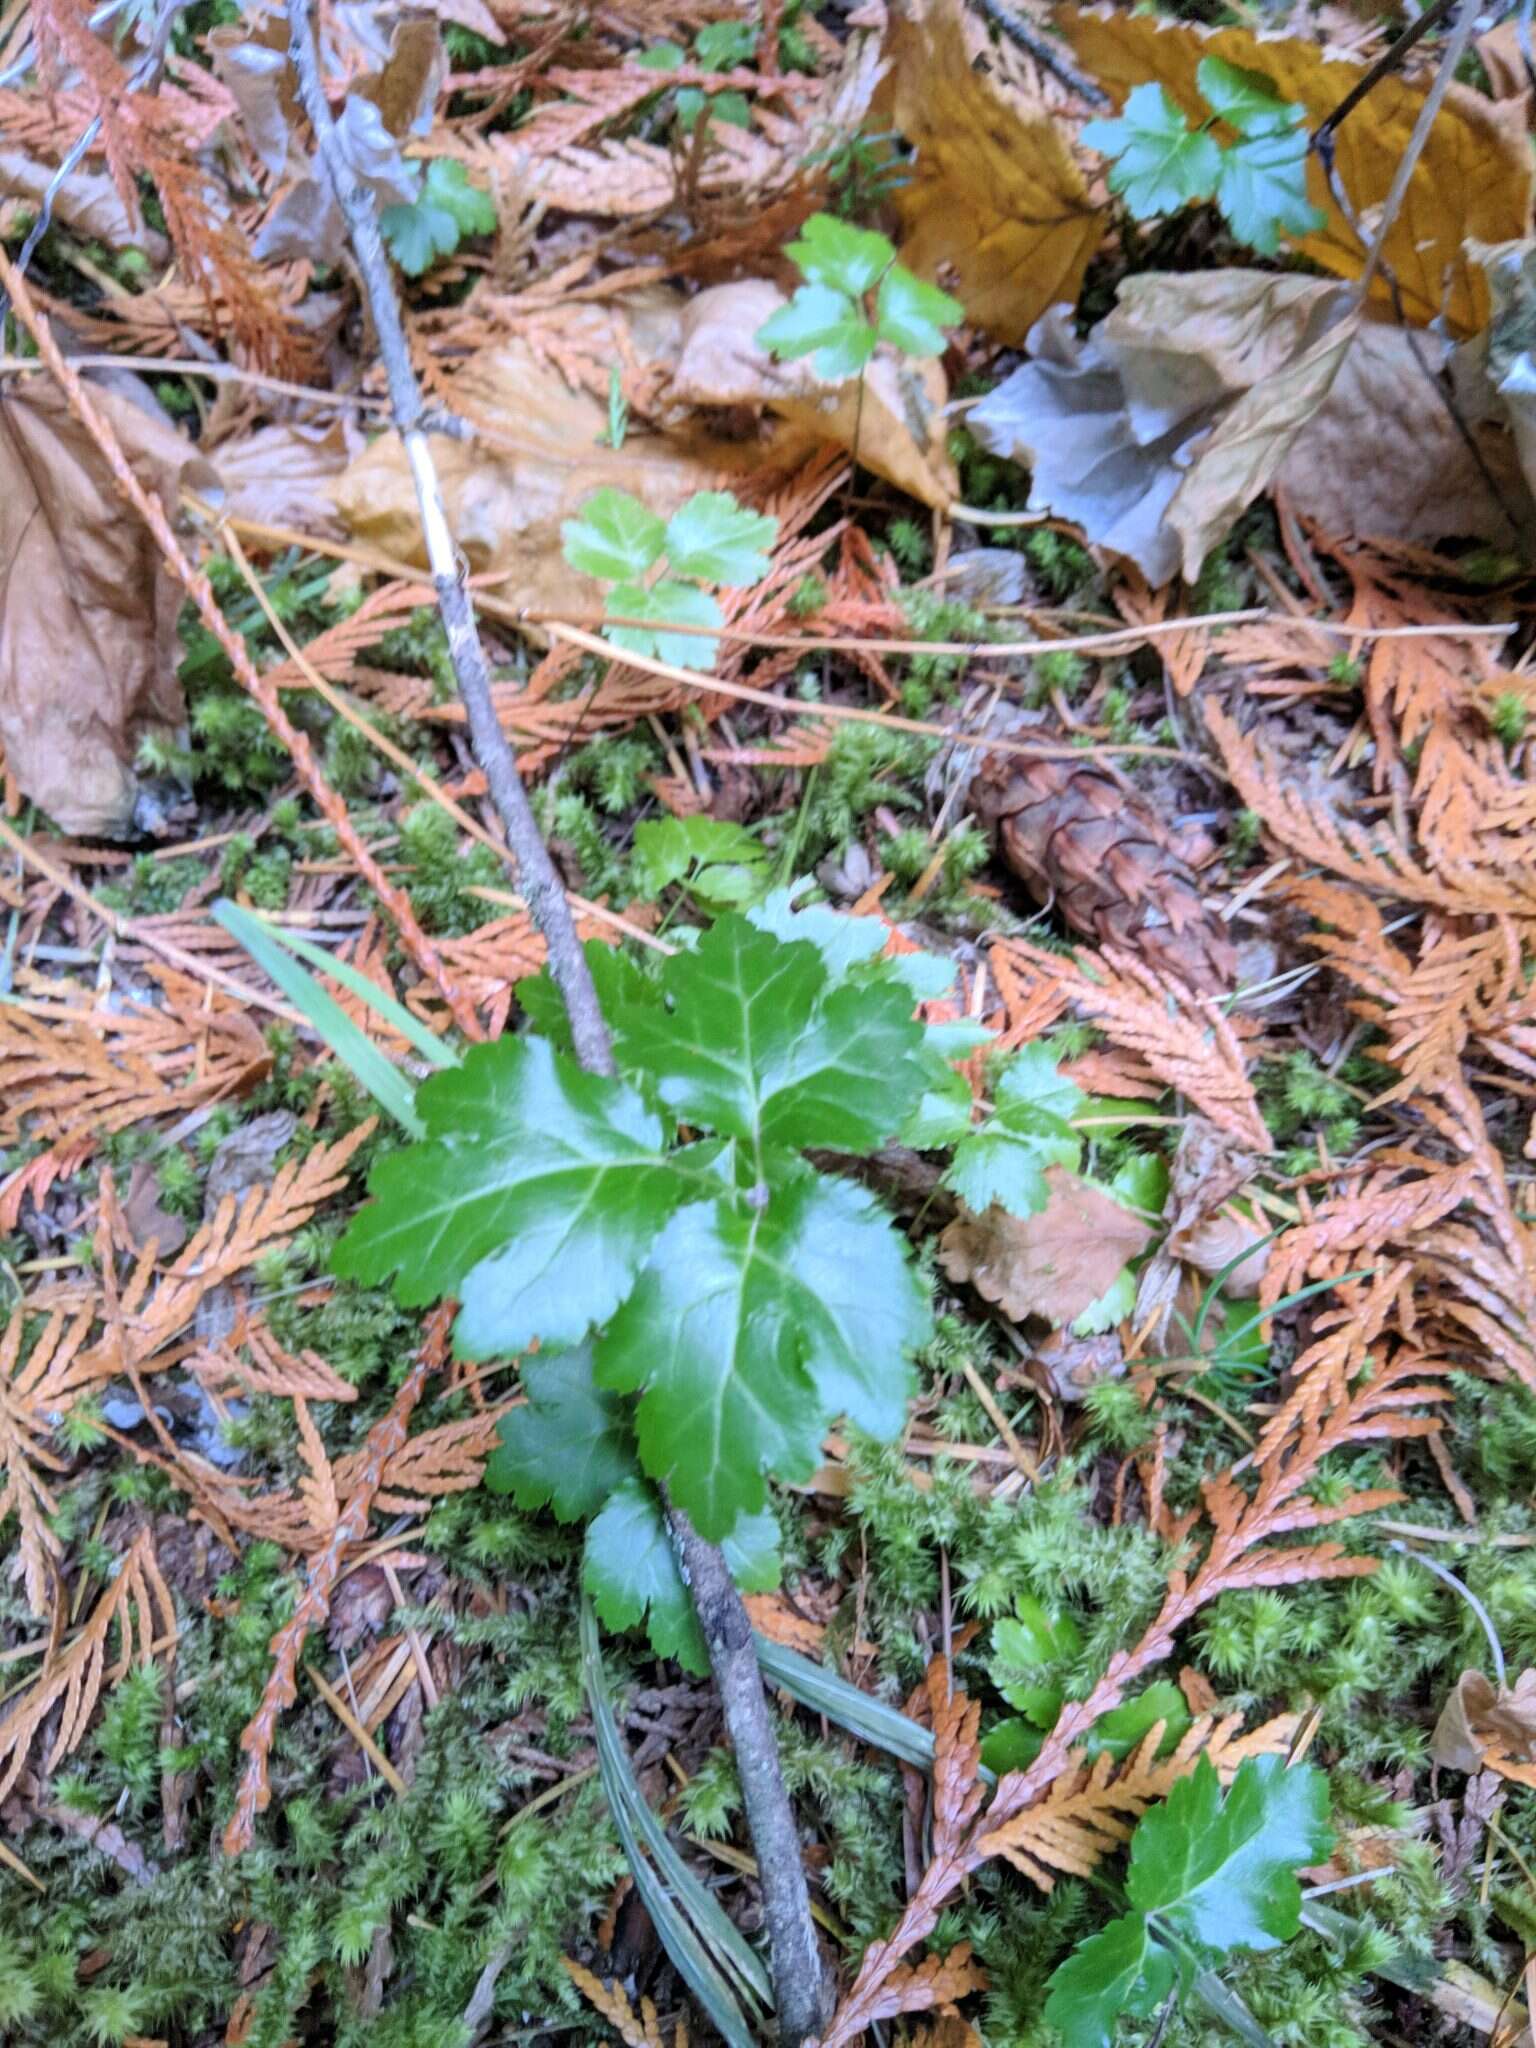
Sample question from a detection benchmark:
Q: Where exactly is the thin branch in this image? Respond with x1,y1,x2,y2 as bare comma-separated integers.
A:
1351,0,1480,308
975,0,1109,107
281,2,827,2035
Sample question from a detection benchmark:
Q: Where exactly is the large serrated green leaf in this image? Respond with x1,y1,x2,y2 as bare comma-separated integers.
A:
332,1036,709,1356
1044,1911,1175,2048
597,1168,929,1537
613,913,926,1158
484,1347,637,1520
1129,1754,1333,1955
614,921,925,1163
604,580,723,670
1216,126,1325,256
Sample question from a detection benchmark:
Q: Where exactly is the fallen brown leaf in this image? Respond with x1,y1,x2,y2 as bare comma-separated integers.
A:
880,0,1103,346
668,279,957,510
210,416,361,537
938,1168,1154,1327
1433,1668,1536,1789
334,325,797,618
0,378,205,837
1060,4,1534,334
0,149,168,259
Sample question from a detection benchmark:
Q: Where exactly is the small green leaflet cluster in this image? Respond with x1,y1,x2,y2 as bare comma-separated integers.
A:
1045,1755,1333,2048
335,896,951,1666
1081,57,1325,257
561,487,777,671
937,1044,1166,1337
980,1594,1190,1777
380,159,497,276
639,19,756,132
631,816,770,909
755,212,962,383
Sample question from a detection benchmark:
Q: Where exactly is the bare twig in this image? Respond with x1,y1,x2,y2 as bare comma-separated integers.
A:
281,1,827,2035
1351,0,1480,308
975,0,1108,107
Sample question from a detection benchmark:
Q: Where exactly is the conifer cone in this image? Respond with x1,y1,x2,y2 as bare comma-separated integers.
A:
970,751,1236,993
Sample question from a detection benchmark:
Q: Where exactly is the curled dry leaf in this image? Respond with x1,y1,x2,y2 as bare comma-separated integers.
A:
972,272,1529,582
938,1167,1155,1327
207,416,361,537
1433,1668,1536,1788
878,0,1103,346
1059,4,1534,334
0,149,169,260
668,278,957,510
0,377,209,837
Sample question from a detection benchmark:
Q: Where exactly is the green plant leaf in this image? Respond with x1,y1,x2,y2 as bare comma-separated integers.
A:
755,283,877,382
584,1479,779,1675
1044,1911,1175,2048
709,89,752,129
1129,1754,1334,1956
786,212,893,295
1216,127,1326,255
516,940,655,1053
661,491,777,586
379,159,495,276
562,487,667,582
332,1036,713,1356
992,1594,1081,1726
631,816,769,907
875,264,962,358
694,19,755,69
1082,1681,1191,1763
1195,56,1299,137
979,1716,1045,1776
484,1346,637,1519
611,913,927,1157
1082,81,1223,219
946,1043,1083,1216
746,885,889,976
584,1478,708,1672
213,897,428,1135
597,1166,930,1536
638,39,686,70
604,581,723,670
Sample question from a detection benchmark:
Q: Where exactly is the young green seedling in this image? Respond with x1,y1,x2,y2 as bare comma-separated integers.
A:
755,212,962,382
561,486,777,670
1081,57,1325,256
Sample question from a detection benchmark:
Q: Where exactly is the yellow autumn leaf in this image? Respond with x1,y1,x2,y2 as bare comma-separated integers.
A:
881,0,1105,346
1059,4,1533,335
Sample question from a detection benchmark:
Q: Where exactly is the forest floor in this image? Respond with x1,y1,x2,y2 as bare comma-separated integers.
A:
3,2,1536,2046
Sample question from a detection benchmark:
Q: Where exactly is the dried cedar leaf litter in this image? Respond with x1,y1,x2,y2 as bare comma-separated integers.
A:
0,1,1535,2044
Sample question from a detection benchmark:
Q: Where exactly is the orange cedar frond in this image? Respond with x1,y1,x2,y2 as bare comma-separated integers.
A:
562,1961,670,2048
0,1528,175,1799
1205,702,1536,916
223,1307,451,1855
977,1710,1300,1889
191,1318,358,1405
0,1309,92,1615
1112,570,1210,697
852,1946,987,2030
1000,938,1269,1151
927,1659,986,1852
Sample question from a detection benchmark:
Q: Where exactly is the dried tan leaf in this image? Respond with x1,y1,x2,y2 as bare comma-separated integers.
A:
938,1168,1154,1326
334,329,800,618
1433,1669,1536,1788
667,278,956,509
0,1528,175,1799
1060,5,1534,333
0,378,209,836
0,149,168,257
210,416,360,537
880,0,1103,345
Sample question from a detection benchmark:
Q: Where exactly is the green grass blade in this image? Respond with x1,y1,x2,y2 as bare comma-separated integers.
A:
753,1634,997,1784
581,1604,771,2028
238,914,456,1070
213,897,425,1137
